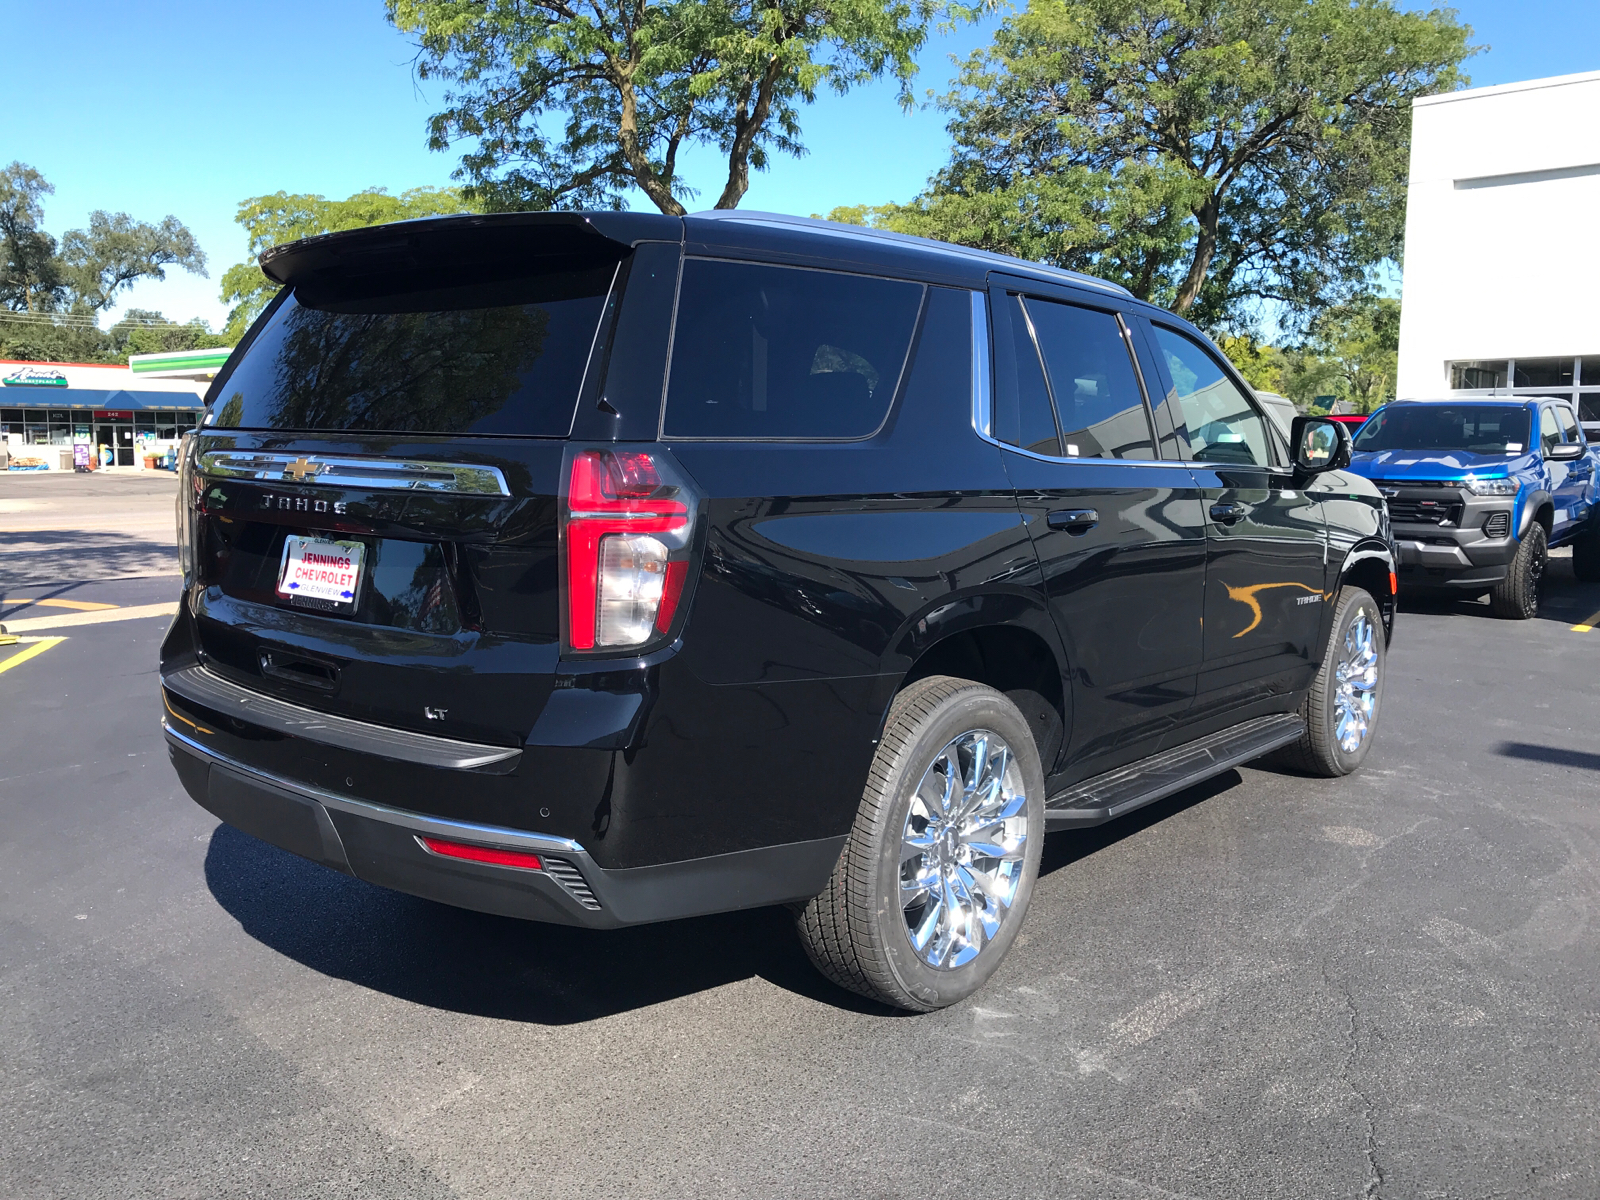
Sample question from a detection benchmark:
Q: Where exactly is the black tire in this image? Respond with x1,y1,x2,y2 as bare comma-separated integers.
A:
1489,523,1547,619
1274,586,1385,778
1572,526,1600,582
796,675,1046,1012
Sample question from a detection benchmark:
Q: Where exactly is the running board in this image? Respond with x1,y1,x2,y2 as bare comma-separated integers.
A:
1045,713,1305,829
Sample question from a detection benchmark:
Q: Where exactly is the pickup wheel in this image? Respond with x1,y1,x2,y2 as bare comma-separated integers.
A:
1489,523,1547,619
1275,586,1385,778
1572,526,1600,582
796,676,1044,1012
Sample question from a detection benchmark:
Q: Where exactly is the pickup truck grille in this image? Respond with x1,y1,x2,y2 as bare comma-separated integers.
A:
1387,498,1464,526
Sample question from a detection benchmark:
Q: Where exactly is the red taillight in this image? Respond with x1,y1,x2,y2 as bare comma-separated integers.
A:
419,836,543,871
562,449,695,651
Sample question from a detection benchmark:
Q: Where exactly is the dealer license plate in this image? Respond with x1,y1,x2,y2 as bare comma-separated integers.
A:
276,535,366,611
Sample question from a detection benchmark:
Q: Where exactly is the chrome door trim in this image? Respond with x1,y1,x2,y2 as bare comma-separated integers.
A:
198,451,511,496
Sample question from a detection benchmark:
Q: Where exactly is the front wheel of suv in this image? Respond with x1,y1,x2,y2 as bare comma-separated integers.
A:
796,676,1045,1012
1489,523,1547,619
1275,586,1386,778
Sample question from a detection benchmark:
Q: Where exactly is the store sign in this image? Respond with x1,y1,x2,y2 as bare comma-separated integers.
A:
92,410,133,420
73,443,91,469
2,366,69,388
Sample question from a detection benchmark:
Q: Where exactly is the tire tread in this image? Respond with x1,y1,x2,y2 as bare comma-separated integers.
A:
797,676,991,1010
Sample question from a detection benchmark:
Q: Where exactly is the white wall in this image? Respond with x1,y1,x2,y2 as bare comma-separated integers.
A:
1396,71,1600,398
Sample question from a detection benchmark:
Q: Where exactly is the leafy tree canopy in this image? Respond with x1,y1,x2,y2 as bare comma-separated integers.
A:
0,161,206,317
832,0,1474,331
387,0,941,216
1217,293,1399,414
219,186,479,340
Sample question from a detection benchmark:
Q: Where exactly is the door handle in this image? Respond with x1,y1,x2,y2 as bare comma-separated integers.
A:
1047,508,1098,534
1210,501,1247,524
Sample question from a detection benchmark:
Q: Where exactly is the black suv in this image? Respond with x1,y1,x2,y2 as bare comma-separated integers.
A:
162,212,1395,1011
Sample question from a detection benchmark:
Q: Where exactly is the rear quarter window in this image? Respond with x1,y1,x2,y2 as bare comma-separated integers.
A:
662,259,924,439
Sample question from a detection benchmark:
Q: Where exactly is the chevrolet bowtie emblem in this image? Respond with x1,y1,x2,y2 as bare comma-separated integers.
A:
283,456,323,482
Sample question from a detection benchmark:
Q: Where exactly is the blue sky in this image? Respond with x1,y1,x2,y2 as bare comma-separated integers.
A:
8,0,1598,332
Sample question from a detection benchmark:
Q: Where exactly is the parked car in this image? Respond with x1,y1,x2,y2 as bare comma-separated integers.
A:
1328,413,1369,433
1345,397,1599,616
161,212,1396,1011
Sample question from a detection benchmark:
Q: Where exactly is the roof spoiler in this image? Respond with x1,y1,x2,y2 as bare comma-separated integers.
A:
259,211,683,289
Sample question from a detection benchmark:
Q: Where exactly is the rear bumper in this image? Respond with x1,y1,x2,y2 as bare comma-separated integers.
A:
166,725,844,929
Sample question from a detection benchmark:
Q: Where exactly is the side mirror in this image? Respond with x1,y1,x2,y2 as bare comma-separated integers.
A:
1548,441,1585,461
1290,415,1351,474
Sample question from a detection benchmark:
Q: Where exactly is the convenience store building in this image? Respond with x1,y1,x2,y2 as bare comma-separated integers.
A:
0,347,227,468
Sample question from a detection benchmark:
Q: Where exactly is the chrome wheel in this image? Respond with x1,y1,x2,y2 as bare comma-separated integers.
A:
899,729,1030,969
1332,609,1380,754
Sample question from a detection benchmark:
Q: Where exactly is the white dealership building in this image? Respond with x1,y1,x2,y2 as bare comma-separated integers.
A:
1396,70,1600,427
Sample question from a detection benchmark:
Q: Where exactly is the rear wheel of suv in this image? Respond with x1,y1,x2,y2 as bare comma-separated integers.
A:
1275,586,1385,778
1489,523,1547,619
796,676,1045,1012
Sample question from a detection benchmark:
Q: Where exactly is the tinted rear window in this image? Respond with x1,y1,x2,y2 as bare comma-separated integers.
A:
663,259,924,439
209,264,615,435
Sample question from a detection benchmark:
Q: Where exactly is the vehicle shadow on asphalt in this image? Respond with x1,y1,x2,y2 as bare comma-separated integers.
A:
1395,553,1600,626
204,772,1253,1023
1,530,178,589
203,823,900,1022
1037,771,1242,880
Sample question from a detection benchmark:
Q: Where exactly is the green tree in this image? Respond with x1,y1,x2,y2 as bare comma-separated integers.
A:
110,309,233,358
387,0,938,216
1299,293,1399,413
58,211,206,313
0,163,66,313
1216,333,1286,396
833,0,1473,328
0,161,207,317
219,186,479,340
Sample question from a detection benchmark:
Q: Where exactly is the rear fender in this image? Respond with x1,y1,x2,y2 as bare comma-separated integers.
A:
879,587,1073,753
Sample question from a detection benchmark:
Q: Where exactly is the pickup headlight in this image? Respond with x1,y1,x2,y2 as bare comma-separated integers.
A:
1460,475,1518,496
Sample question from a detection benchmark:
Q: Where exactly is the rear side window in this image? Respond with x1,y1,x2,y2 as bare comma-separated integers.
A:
1151,325,1270,466
1009,297,1060,456
1024,299,1153,459
209,264,616,435
663,260,923,439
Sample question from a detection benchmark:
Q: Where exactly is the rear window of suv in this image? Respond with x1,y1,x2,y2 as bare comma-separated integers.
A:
208,263,617,436
663,259,924,439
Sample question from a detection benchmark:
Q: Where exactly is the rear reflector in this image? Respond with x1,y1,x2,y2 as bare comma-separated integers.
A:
1390,570,1398,595
418,836,543,871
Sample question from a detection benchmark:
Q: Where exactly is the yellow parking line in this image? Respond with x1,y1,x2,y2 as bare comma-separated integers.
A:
11,598,120,611
0,637,66,674
3,602,177,632
1572,608,1600,632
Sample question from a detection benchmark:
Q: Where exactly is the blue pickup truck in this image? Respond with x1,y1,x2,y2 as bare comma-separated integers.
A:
1345,398,1599,618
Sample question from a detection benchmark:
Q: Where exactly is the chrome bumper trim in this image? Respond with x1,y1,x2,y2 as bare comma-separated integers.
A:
162,664,520,772
163,723,586,855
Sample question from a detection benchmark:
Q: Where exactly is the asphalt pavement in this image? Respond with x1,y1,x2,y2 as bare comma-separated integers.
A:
2,516,1598,1197
0,469,179,586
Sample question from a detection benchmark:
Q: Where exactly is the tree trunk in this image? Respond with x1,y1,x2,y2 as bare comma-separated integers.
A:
616,65,687,217
713,56,783,210
1173,194,1220,314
